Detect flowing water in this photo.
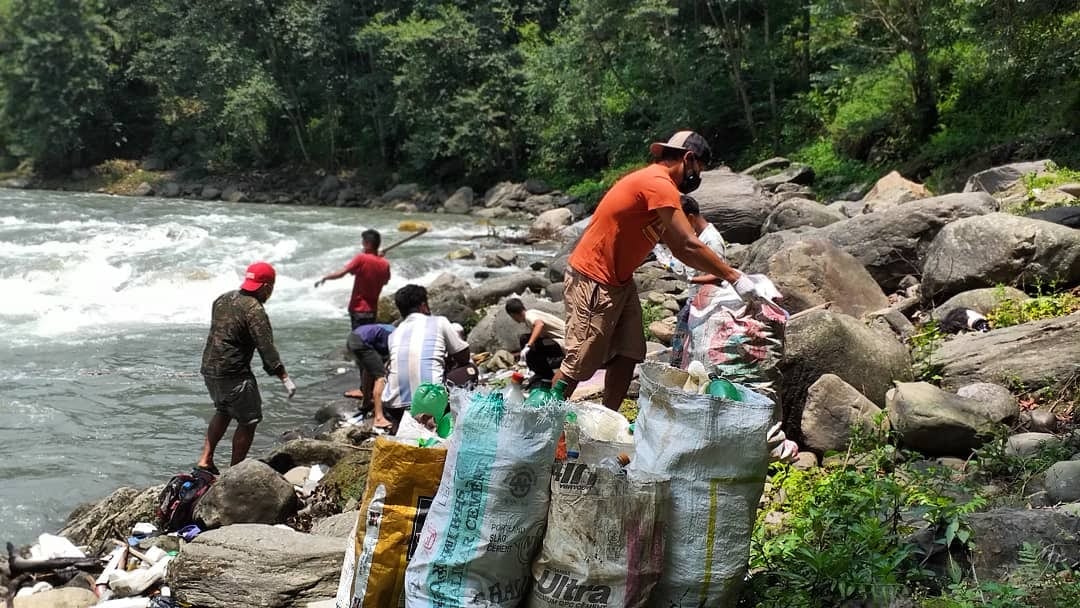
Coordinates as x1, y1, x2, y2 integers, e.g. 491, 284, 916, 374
0, 188, 535, 544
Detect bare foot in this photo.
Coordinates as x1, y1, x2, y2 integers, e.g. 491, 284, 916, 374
373, 417, 393, 430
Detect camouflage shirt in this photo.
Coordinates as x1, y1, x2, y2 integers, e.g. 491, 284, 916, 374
200, 290, 285, 379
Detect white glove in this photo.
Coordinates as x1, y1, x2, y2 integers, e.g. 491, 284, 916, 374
282, 376, 297, 399
519, 345, 531, 363
732, 274, 757, 298
771, 440, 800, 464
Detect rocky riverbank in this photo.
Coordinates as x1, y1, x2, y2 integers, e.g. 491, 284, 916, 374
6, 156, 1080, 606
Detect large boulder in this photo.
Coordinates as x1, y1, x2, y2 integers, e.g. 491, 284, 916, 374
856, 171, 932, 214
12, 588, 99, 608
530, 207, 574, 239
1045, 461, 1080, 503
936, 311, 1080, 391
757, 163, 814, 191
310, 511, 358, 538
1005, 432, 1063, 458
484, 181, 529, 208
744, 193, 998, 292
760, 239, 889, 318
168, 524, 344, 608
886, 382, 1017, 456
964, 508, 1080, 579
778, 309, 912, 439
263, 439, 352, 474
740, 157, 791, 178
801, 374, 886, 454
930, 287, 1029, 321
693, 168, 777, 244
467, 294, 564, 353
963, 160, 1051, 195
379, 183, 420, 206
59, 485, 162, 554
465, 271, 551, 308
1026, 205, 1080, 229
760, 198, 844, 234
194, 459, 298, 528
442, 186, 474, 214
428, 272, 475, 326
921, 213, 1080, 301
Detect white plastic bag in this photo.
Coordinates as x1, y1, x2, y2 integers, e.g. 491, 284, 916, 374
528, 461, 667, 608
405, 390, 565, 608
628, 363, 774, 607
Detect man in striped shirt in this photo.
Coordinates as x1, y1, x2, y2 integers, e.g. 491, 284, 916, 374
381, 284, 471, 426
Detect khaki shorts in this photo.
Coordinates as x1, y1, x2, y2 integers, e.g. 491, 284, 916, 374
559, 267, 645, 382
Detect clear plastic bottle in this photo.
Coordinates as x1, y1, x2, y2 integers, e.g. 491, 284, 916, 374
563, 411, 580, 460
504, 372, 525, 406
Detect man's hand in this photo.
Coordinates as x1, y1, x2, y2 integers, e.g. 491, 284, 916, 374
282, 376, 297, 398
519, 345, 531, 363
313, 278, 326, 288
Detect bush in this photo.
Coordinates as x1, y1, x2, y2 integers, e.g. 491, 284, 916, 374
986, 284, 1080, 328
909, 320, 946, 383
790, 138, 880, 199
828, 61, 914, 162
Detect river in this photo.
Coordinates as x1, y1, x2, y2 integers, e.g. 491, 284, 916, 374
0, 188, 530, 544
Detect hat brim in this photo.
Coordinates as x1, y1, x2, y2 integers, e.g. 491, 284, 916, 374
650, 142, 687, 158
240, 278, 267, 291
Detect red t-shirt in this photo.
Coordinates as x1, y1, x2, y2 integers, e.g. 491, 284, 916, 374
345, 253, 391, 314
569, 163, 681, 285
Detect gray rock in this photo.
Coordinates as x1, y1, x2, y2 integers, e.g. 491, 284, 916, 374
194, 459, 298, 528
12, 588, 99, 608
1022, 410, 1059, 434
761, 239, 889, 318
760, 198, 844, 234
519, 193, 560, 215
335, 187, 358, 206
965, 508, 1080, 578
1005, 432, 1063, 458
1026, 205, 1080, 229
886, 382, 1015, 456
963, 160, 1051, 195
283, 466, 310, 486
1046, 461, 1080, 503
936, 311, 1080, 391
222, 185, 246, 203
264, 439, 352, 474
140, 156, 166, 171
740, 157, 791, 178
930, 287, 1029, 321
466, 271, 550, 308
443, 186, 474, 214
921, 213, 1080, 302
545, 282, 565, 302
132, 181, 154, 197
758, 163, 814, 191
693, 168, 777, 244
379, 182, 418, 205
866, 308, 916, 339
168, 524, 345, 608
1057, 183, 1080, 198
467, 294, 563, 353
394, 202, 418, 213
649, 317, 677, 346
524, 178, 552, 195
484, 182, 529, 208
483, 249, 518, 269
1, 176, 31, 189
201, 186, 222, 200
530, 208, 574, 239
801, 374, 886, 454
161, 182, 181, 197
955, 383, 1019, 422
778, 309, 912, 439
59, 485, 162, 554
311, 511, 357, 538
473, 206, 509, 219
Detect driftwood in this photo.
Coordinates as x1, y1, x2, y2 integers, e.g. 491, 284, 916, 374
6, 542, 101, 576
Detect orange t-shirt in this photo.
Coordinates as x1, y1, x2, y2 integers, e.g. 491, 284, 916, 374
569, 163, 681, 285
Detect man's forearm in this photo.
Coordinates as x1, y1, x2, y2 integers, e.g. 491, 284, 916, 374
671, 240, 740, 283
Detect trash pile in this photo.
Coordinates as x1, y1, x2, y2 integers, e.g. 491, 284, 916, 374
333, 361, 788, 608
5, 527, 179, 607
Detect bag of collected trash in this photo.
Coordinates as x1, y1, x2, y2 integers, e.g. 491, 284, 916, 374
405, 389, 566, 608
628, 363, 774, 608
155, 469, 215, 532
528, 460, 667, 608
335, 437, 447, 608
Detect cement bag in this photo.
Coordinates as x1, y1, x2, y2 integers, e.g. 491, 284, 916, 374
528, 461, 667, 608
335, 437, 447, 608
628, 363, 773, 608
405, 390, 566, 608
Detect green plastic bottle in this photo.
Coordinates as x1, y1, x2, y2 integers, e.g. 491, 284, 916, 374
551, 379, 569, 400
706, 377, 741, 401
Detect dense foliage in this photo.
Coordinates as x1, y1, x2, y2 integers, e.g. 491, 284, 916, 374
0, 1, 1077, 192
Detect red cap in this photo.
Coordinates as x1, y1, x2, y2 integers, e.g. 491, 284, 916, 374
240, 261, 276, 291
511, 372, 524, 384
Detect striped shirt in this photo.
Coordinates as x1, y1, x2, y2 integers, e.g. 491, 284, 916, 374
381, 313, 469, 410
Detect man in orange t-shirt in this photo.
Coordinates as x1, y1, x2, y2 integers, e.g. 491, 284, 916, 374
552, 131, 764, 410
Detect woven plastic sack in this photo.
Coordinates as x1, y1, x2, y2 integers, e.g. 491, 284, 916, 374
528, 460, 667, 608
405, 390, 566, 608
335, 438, 447, 608
628, 363, 773, 608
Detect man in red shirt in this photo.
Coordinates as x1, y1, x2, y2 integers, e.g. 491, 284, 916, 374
315, 229, 392, 329
552, 131, 766, 410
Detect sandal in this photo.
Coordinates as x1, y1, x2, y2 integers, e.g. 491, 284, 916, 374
373, 423, 394, 435
193, 463, 220, 476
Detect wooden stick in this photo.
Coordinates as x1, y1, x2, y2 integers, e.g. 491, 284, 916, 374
380, 228, 428, 256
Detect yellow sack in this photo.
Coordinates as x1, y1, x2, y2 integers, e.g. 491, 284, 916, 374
335, 438, 447, 608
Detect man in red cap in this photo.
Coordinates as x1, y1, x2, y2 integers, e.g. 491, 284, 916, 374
551, 131, 769, 410
196, 261, 295, 474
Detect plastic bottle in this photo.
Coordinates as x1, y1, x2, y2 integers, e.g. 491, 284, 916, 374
505, 372, 525, 406
563, 411, 580, 460
524, 386, 550, 407
706, 376, 742, 401
550, 379, 569, 400
178, 480, 196, 502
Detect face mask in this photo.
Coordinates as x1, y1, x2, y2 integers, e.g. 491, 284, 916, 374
678, 156, 702, 193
